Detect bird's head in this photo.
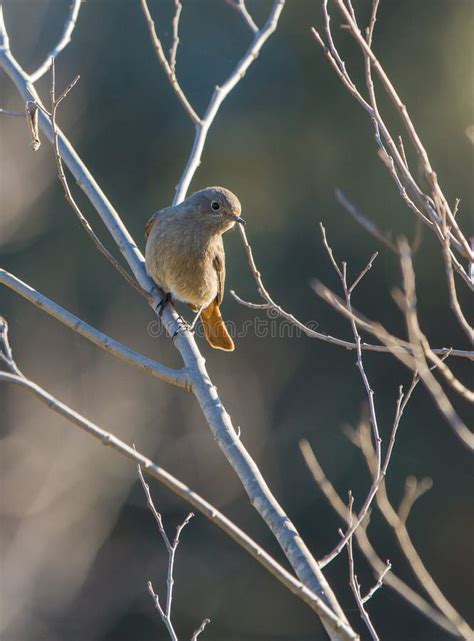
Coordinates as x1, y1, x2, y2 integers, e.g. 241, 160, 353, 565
185, 186, 245, 233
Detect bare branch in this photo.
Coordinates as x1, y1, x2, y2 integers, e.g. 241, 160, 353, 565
148, 581, 178, 641
140, 0, 200, 124
356, 421, 474, 639
300, 439, 468, 637
191, 618, 211, 641
0, 269, 189, 389
226, 0, 258, 33
169, 0, 183, 74
173, 0, 286, 204
397, 239, 474, 450
315, 280, 474, 450
441, 211, 473, 343
0, 332, 356, 640
313, 0, 474, 281
347, 498, 381, 641
138, 465, 200, 638
317, 227, 401, 567
362, 560, 391, 604
418, 335, 473, 402
138, 465, 173, 554
0, 107, 25, 115
0, 317, 23, 376
234, 225, 473, 360
29, 0, 82, 83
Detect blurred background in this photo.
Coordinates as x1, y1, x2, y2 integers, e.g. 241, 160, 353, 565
1, 1, 473, 639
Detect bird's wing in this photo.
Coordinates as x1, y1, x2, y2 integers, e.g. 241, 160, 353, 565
213, 241, 226, 306
145, 210, 161, 240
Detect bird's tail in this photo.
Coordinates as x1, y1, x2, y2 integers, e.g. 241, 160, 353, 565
200, 301, 234, 351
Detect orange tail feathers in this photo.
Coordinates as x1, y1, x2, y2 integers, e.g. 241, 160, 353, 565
200, 301, 234, 351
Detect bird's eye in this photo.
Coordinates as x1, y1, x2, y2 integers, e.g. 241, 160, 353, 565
211, 201, 220, 211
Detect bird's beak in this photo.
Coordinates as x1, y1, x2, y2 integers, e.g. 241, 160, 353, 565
226, 211, 246, 225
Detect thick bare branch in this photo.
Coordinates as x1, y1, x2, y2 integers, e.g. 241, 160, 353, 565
0, 269, 189, 389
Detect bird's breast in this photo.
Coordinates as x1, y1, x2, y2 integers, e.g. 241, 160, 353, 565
145, 218, 219, 308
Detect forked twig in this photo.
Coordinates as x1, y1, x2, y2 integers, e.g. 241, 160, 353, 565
233, 224, 473, 360
138, 465, 203, 640
346, 497, 380, 641
300, 438, 465, 637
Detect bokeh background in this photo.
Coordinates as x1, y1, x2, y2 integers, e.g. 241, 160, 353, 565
1, 1, 473, 640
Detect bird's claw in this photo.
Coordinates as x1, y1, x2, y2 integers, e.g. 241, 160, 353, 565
154, 292, 172, 318
172, 316, 194, 340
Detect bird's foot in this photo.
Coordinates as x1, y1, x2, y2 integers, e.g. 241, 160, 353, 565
172, 315, 193, 340
154, 292, 172, 318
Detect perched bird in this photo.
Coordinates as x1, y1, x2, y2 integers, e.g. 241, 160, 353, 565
145, 186, 245, 351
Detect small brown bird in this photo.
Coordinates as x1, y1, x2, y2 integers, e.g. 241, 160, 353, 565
145, 186, 245, 351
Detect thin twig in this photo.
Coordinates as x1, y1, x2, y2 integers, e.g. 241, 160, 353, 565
317, 227, 399, 567
29, 0, 82, 83
140, 0, 200, 124
313, 0, 473, 283
169, 0, 183, 74
191, 618, 211, 641
233, 224, 473, 360
356, 420, 474, 639
138, 465, 198, 638
441, 211, 473, 343
313, 277, 474, 449
347, 498, 380, 641
333, 0, 473, 264
225, 0, 258, 33
148, 581, 178, 641
362, 560, 391, 604
397, 239, 473, 450
49, 61, 148, 299
0, 317, 23, 376
300, 439, 465, 637
0, 106, 25, 116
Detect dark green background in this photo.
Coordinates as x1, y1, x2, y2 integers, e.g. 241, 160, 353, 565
1, 1, 473, 640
